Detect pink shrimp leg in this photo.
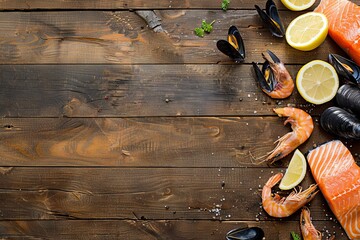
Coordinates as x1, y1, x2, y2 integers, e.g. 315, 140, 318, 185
262, 173, 318, 218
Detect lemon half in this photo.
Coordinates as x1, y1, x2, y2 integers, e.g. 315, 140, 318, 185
281, 0, 316, 11
285, 12, 328, 51
296, 60, 339, 105
279, 149, 307, 190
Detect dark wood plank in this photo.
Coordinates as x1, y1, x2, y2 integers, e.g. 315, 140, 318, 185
0, 10, 346, 64
0, 220, 347, 239
1, 117, 358, 167
0, 167, 343, 223
0, 0, 358, 10
0, 65, 332, 117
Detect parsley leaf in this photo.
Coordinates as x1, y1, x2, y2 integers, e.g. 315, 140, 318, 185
201, 20, 215, 33
194, 20, 215, 37
291, 232, 302, 240
194, 27, 205, 37
221, 0, 230, 11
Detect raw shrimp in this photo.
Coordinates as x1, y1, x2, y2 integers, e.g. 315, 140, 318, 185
252, 50, 294, 99
262, 173, 318, 218
265, 107, 313, 163
300, 207, 322, 240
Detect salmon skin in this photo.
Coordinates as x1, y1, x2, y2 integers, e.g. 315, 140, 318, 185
307, 140, 360, 239
314, 0, 360, 65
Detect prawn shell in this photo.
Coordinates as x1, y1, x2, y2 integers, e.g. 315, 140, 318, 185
255, 0, 285, 37
216, 25, 245, 62
226, 227, 264, 240
252, 50, 292, 99
336, 84, 360, 116
328, 53, 360, 86
320, 106, 360, 140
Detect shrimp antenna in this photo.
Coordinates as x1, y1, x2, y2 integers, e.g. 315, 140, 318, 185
249, 150, 269, 165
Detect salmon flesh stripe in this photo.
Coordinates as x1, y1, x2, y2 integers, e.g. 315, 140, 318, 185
307, 140, 360, 239
314, 0, 360, 65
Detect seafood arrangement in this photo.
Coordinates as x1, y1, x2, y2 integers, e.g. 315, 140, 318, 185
262, 173, 318, 218
214, 0, 360, 238
307, 141, 360, 239
321, 54, 360, 140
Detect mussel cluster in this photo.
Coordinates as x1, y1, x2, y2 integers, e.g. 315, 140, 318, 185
216, 0, 293, 101
320, 54, 360, 140
216, 0, 285, 63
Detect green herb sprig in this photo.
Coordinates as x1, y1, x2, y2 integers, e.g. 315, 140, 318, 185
291, 231, 302, 240
222, 0, 230, 11
194, 20, 215, 37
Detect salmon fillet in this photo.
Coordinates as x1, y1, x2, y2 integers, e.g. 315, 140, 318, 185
314, 0, 360, 65
307, 140, 360, 239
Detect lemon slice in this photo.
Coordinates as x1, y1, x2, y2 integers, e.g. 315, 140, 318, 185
285, 12, 328, 51
279, 149, 307, 190
281, 0, 316, 11
296, 60, 339, 105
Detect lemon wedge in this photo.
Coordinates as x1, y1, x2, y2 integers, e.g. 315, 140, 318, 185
281, 0, 316, 11
285, 12, 328, 51
279, 149, 307, 190
296, 60, 339, 105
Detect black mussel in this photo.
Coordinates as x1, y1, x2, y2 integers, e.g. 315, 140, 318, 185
320, 106, 360, 140
217, 26, 245, 63
336, 84, 360, 116
328, 53, 360, 86
255, 0, 285, 38
226, 227, 264, 240
252, 50, 294, 99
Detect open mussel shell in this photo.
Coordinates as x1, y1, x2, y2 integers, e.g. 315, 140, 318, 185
255, 0, 285, 37
252, 50, 281, 93
226, 227, 264, 240
320, 106, 360, 140
336, 84, 360, 116
252, 60, 274, 93
328, 53, 360, 86
216, 25, 245, 62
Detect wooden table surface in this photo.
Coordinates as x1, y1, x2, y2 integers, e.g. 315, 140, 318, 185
0, 0, 359, 239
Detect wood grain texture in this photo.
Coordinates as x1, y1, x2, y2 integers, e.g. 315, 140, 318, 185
0, 65, 332, 117
0, 0, 358, 10
0, 10, 346, 64
1, 1, 359, 239
0, 220, 347, 239
0, 117, 359, 167
0, 167, 342, 222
